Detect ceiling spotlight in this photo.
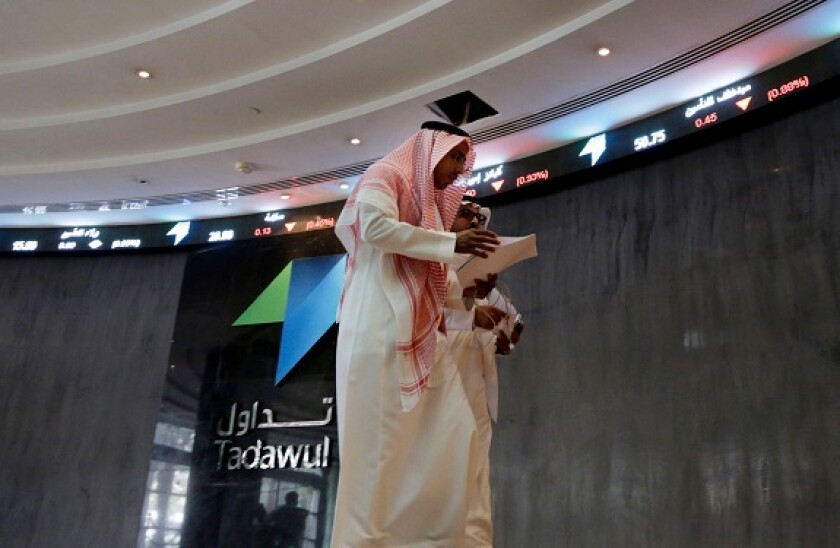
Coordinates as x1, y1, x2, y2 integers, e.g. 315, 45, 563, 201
596, 47, 611, 57
235, 161, 253, 174
136, 69, 152, 79
339, 182, 351, 190
280, 193, 291, 200
349, 138, 361, 145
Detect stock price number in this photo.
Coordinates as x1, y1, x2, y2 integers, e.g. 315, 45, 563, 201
633, 129, 666, 151
515, 169, 549, 187
694, 112, 718, 128
208, 230, 234, 242
767, 75, 809, 102
12, 240, 38, 251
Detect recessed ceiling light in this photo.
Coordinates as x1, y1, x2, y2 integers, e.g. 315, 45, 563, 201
235, 161, 253, 174
280, 193, 291, 200
136, 69, 152, 79
339, 182, 351, 190
596, 47, 611, 57
349, 138, 361, 145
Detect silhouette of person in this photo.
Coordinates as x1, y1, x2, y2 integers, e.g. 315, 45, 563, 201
251, 502, 271, 547
269, 491, 308, 548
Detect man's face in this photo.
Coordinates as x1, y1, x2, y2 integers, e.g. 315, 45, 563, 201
433, 141, 469, 190
451, 202, 482, 232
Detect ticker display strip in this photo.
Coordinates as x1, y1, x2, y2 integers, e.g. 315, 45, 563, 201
2, 39, 837, 254
464, 38, 838, 198
0, 202, 344, 254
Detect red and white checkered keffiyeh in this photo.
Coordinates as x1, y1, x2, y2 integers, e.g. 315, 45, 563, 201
336, 126, 476, 410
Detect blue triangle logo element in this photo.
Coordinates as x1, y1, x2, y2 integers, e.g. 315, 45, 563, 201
275, 254, 346, 385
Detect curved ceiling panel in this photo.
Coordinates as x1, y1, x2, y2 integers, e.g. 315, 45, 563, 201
0, 0, 615, 173
0, 0, 442, 121
0, 0, 237, 70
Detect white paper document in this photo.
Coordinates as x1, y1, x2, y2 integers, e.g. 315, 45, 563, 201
456, 234, 538, 286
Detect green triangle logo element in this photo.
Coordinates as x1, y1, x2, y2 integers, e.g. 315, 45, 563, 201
232, 262, 293, 326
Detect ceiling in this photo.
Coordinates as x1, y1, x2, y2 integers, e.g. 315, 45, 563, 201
1, 0, 838, 227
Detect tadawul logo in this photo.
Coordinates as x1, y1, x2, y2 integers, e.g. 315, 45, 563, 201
233, 254, 346, 384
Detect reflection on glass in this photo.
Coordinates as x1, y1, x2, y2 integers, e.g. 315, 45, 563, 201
139, 237, 343, 546
261, 476, 322, 547
154, 422, 196, 452
138, 461, 191, 546
172, 468, 189, 495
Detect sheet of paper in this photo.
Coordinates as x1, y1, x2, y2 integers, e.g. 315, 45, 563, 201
456, 234, 538, 286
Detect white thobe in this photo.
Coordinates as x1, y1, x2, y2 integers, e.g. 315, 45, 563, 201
332, 201, 480, 548
444, 271, 498, 547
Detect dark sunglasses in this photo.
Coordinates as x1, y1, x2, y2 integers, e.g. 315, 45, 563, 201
457, 208, 487, 226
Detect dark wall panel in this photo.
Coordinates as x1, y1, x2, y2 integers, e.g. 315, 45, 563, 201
488, 96, 840, 546
0, 253, 186, 548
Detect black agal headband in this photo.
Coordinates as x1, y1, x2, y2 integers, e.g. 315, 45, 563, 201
420, 121, 470, 138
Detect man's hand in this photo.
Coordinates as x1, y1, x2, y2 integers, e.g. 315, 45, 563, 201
474, 305, 507, 330
473, 273, 497, 299
510, 321, 524, 345
463, 273, 497, 299
455, 229, 499, 258
496, 331, 512, 355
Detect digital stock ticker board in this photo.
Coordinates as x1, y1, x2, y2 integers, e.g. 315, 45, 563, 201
2, 39, 838, 255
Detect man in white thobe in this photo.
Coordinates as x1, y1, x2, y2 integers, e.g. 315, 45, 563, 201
445, 202, 523, 547
332, 122, 500, 547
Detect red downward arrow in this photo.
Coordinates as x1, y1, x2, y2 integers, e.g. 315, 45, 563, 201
736, 97, 752, 111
